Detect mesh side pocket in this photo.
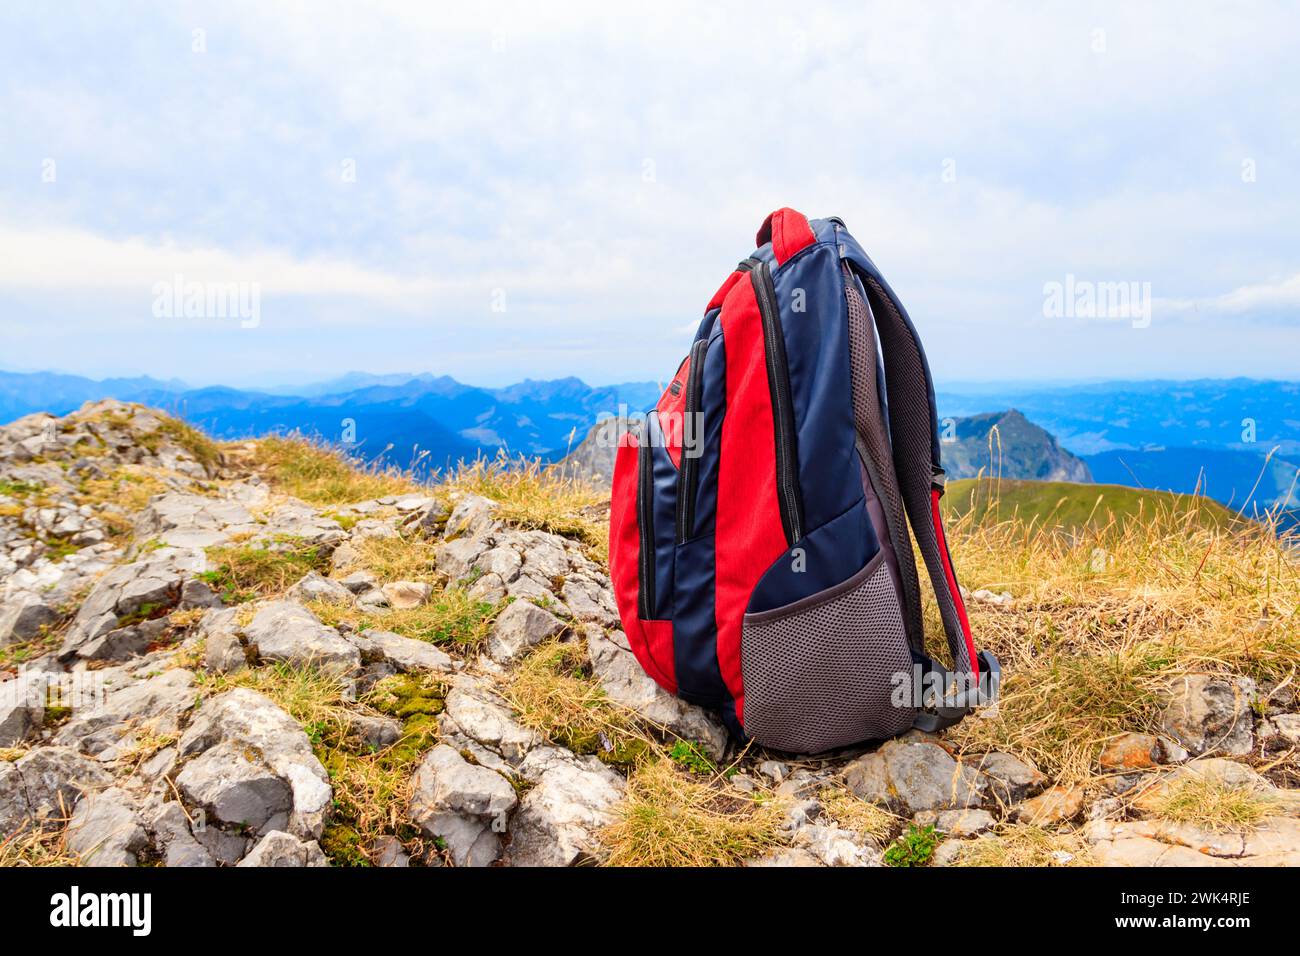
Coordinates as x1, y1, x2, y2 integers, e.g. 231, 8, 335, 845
741, 553, 916, 753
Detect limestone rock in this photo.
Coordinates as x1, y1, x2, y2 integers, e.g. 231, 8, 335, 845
972, 751, 1047, 805
1013, 785, 1085, 825
237, 830, 330, 867
505, 747, 625, 867
1159, 674, 1257, 756
408, 744, 517, 867
485, 599, 565, 664
243, 601, 360, 676
843, 738, 986, 813
382, 581, 433, 610
178, 688, 332, 839
66, 788, 149, 866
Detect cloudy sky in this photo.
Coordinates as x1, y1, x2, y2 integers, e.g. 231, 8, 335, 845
1, 2, 1298, 388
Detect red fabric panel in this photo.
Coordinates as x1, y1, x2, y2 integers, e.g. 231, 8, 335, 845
608, 429, 677, 693
713, 279, 789, 724
630, 619, 677, 694
706, 270, 745, 312
755, 207, 816, 266
931, 489, 979, 682
609, 430, 642, 634
655, 355, 690, 469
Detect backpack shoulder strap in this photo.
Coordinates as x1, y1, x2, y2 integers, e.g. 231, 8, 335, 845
845, 257, 999, 726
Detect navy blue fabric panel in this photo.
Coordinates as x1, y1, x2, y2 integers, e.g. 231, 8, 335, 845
686, 324, 726, 540
746, 496, 880, 614
694, 306, 721, 344
835, 225, 942, 471
672, 534, 728, 706
644, 411, 677, 620
771, 241, 862, 536
672, 324, 728, 707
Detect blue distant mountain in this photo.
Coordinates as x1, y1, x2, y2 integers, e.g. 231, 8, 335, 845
2, 370, 1296, 514
0, 369, 662, 473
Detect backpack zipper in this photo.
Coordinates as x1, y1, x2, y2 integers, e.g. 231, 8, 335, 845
675, 336, 709, 543
636, 435, 656, 619
751, 261, 805, 544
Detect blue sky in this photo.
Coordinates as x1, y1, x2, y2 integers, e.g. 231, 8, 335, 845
1, 1, 1298, 388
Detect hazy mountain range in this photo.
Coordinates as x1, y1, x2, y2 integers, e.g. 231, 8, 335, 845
1, 369, 1296, 517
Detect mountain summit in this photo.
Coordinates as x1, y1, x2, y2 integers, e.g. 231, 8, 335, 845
941, 409, 1092, 483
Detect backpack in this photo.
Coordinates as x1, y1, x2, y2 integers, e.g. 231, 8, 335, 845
608, 208, 999, 754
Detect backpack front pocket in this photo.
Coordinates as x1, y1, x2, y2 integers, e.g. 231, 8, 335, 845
740, 551, 916, 753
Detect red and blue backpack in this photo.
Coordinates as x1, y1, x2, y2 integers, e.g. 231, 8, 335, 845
609, 208, 999, 753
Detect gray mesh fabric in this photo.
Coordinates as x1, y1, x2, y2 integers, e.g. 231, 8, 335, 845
862, 274, 973, 673
741, 555, 917, 753
844, 267, 925, 654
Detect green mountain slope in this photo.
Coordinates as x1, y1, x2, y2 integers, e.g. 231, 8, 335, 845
941, 478, 1240, 532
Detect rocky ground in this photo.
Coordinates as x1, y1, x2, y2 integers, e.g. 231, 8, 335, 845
1, 401, 1297, 867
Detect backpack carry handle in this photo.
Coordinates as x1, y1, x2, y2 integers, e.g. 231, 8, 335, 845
756, 207, 816, 266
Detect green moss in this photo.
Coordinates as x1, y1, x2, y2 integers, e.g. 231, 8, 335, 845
320, 824, 367, 867
0, 479, 43, 497
884, 824, 939, 867
364, 673, 447, 720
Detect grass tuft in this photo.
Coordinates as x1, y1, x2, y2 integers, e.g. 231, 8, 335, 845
601, 759, 785, 867
202, 537, 329, 603
1147, 772, 1279, 832
252, 435, 419, 506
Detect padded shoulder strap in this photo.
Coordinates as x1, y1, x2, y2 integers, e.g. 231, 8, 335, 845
852, 267, 980, 681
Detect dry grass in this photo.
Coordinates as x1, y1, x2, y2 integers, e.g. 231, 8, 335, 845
202, 536, 329, 603
0, 823, 79, 867
307, 585, 501, 648
602, 759, 786, 867
819, 786, 899, 844
253, 435, 420, 506
338, 533, 440, 583
1147, 771, 1279, 832
945, 483, 1300, 782
446, 452, 609, 563
505, 639, 652, 765
952, 823, 1093, 867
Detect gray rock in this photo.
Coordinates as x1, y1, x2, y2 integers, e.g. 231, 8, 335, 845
134, 492, 256, 548
443, 494, 498, 540
372, 835, 410, 867
338, 570, 378, 594
441, 675, 541, 766
0, 746, 113, 837
61, 546, 207, 653
287, 571, 355, 605
747, 847, 825, 867
347, 629, 453, 673
790, 823, 880, 866
178, 688, 332, 839
560, 575, 620, 627
408, 744, 517, 867
935, 807, 996, 837
237, 830, 329, 867
843, 739, 987, 813
176, 742, 294, 833
344, 711, 403, 751
400, 499, 449, 535
146, 801, 215, 867
0, 670, 47, 746
0, 591, 59, 646
66, 788, 149, 866
55, 668, 198, 756
243, 601, 360, 676
972, 751, 1048, 805
435, 537, 487, 581
382, 581, 433, 609
485, 600, 565, 664
1270, 713, 1300, 746
586, 626, 728, 760
1159, 674, 1258, 756
505, 747, 625, 867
